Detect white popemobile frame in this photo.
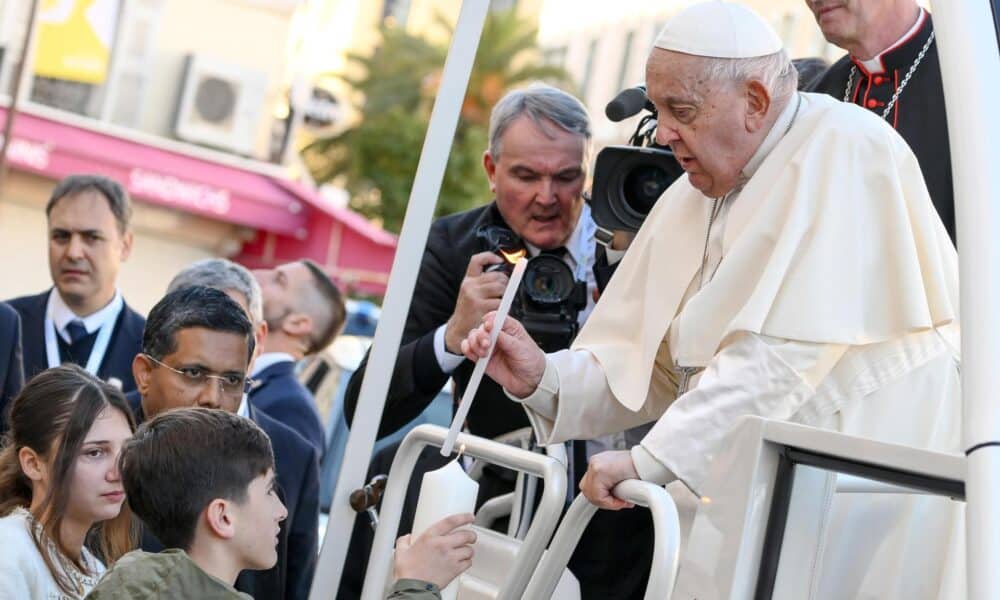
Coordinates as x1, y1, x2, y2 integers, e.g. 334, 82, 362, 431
310, 1, 1000, 597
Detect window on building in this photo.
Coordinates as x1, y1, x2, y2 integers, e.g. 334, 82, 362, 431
616, 30, 635, 93
30, 78, 97, 118
579, 38, 599, 104
542, 45, 568, 68
383, 0, 412, 25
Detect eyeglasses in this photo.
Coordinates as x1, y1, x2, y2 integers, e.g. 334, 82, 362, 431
143, 354, 253, 397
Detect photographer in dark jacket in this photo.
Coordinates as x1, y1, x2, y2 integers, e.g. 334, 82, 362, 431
342, 84, 654, 600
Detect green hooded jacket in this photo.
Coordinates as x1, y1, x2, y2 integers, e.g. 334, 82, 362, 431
86, 550, 251, 599
86, 550, 442, 600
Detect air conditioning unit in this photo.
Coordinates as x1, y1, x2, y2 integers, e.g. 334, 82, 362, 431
173, 54, 268, 155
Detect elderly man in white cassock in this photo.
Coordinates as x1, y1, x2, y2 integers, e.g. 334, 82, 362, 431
462, 1, 963, 598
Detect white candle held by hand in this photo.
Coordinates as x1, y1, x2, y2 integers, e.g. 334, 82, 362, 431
410, 457, 479, 600
441, 256, 528, 456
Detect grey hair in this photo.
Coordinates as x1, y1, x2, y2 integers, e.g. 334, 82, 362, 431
167, 258, 263, 324
700, 50, 799, 102
488, 83, 592, 160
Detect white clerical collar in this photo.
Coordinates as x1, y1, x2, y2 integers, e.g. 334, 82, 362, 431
859, 8, 926, 73
741, 92, 801, 180
523, 203, 595, 282
251, 352, 296, 378
48, 289, 124, 344
238, 394, 249, 418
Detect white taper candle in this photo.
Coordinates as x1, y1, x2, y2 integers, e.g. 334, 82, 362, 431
411, 458, 480, 600
441, 256, 528, 456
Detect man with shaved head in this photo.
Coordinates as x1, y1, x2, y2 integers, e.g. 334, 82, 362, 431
462, 2, 962, 598
251, 260, 345, 457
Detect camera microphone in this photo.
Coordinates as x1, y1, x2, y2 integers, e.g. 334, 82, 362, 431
605, 85, 653, 122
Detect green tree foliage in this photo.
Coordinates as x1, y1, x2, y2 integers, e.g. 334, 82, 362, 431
303, 9, 572, 233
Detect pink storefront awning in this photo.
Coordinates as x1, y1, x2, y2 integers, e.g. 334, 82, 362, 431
0, 106, 397, 294
0, 106, 394, 243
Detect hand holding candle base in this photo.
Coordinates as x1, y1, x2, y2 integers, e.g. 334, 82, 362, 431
410, 455, 479, 599
394, 513, 478, 591
460, 311, 546, 399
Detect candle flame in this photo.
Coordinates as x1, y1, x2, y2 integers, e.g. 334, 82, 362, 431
500, 248, 526, 263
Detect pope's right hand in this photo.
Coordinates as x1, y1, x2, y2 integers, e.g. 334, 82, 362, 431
460, 312, 546, 399
444, 252, 507, 354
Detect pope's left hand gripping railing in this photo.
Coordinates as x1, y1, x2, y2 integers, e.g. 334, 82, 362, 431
359, 424, 568, 600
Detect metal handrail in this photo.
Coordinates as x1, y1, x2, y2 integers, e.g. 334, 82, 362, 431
359, 424, 568, 600
522, 479, 682, 600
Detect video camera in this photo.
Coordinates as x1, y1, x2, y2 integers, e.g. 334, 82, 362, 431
589, 84, 686, 232
477, 225, 587, 353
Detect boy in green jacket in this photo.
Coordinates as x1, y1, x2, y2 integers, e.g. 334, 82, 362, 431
88, 408, 474, 599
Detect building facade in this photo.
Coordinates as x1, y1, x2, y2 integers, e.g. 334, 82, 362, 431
537, 0, 843, 148
0, 0, 395, 312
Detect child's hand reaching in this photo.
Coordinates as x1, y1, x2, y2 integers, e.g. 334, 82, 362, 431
393, 513, 477, 589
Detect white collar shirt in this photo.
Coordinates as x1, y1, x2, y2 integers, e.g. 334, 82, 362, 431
48, 288, 124, 344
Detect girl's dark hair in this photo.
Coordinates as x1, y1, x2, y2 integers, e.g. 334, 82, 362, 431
0, 364, 138, 595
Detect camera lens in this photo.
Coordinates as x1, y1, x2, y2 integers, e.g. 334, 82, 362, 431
623, 164, 673, 216
522, 256, 575, 304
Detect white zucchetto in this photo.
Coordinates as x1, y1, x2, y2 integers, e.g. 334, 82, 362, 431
653, 1, 783, 58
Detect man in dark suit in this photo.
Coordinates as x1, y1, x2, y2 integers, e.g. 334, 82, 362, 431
128, 286, 319, 600
341, 84, 654, 600
805, 0, 953, 242
0, 302, 24, 432
250, 259, 346, 457
7, 174, 144, 391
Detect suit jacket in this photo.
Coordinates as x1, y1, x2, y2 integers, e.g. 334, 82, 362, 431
0, 302, 24, 433
7, 290, 145, 393
126, 391, 320, 600
250, 360, 325, 460
810, 13, 953, 242
344, 203, 531, 440
339, 203, 651, 600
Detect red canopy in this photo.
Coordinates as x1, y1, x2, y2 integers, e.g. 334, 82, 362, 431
1, 106, 396, 295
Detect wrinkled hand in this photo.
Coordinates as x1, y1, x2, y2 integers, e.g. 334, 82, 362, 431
393, 513, 477, 589
580, 451, 639, 510
444, 252, 507, 354
460, 312, 546, 399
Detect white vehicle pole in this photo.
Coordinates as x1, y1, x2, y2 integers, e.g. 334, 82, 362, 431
932, 1, 1000, 598
308, 2, 491, 597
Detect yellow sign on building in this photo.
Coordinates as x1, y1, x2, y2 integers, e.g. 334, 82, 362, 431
34, 0, 120, 84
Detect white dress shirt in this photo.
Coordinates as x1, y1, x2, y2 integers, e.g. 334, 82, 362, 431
48, 289, 123, 344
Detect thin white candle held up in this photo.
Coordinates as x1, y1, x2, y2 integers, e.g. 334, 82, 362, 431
441, 256, 528, 456
410, 453, 479, 600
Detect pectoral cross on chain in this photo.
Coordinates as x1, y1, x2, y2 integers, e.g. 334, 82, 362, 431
676, 363, 702, 396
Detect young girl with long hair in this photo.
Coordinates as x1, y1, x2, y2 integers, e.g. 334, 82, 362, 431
0, 364, 137, 598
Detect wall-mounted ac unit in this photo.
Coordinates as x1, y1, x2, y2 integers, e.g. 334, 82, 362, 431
173, 54, 268, 155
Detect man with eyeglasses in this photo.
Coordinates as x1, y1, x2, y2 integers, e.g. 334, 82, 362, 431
127, 285, 320, 600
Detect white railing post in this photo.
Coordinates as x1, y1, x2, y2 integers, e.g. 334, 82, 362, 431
308, 2, 491, 597
931, 1, 1000, 598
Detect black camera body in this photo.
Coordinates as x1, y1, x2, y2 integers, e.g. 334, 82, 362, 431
589, 85, 686, 233
477, 225, 587, 353
591, 145, 685, 232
